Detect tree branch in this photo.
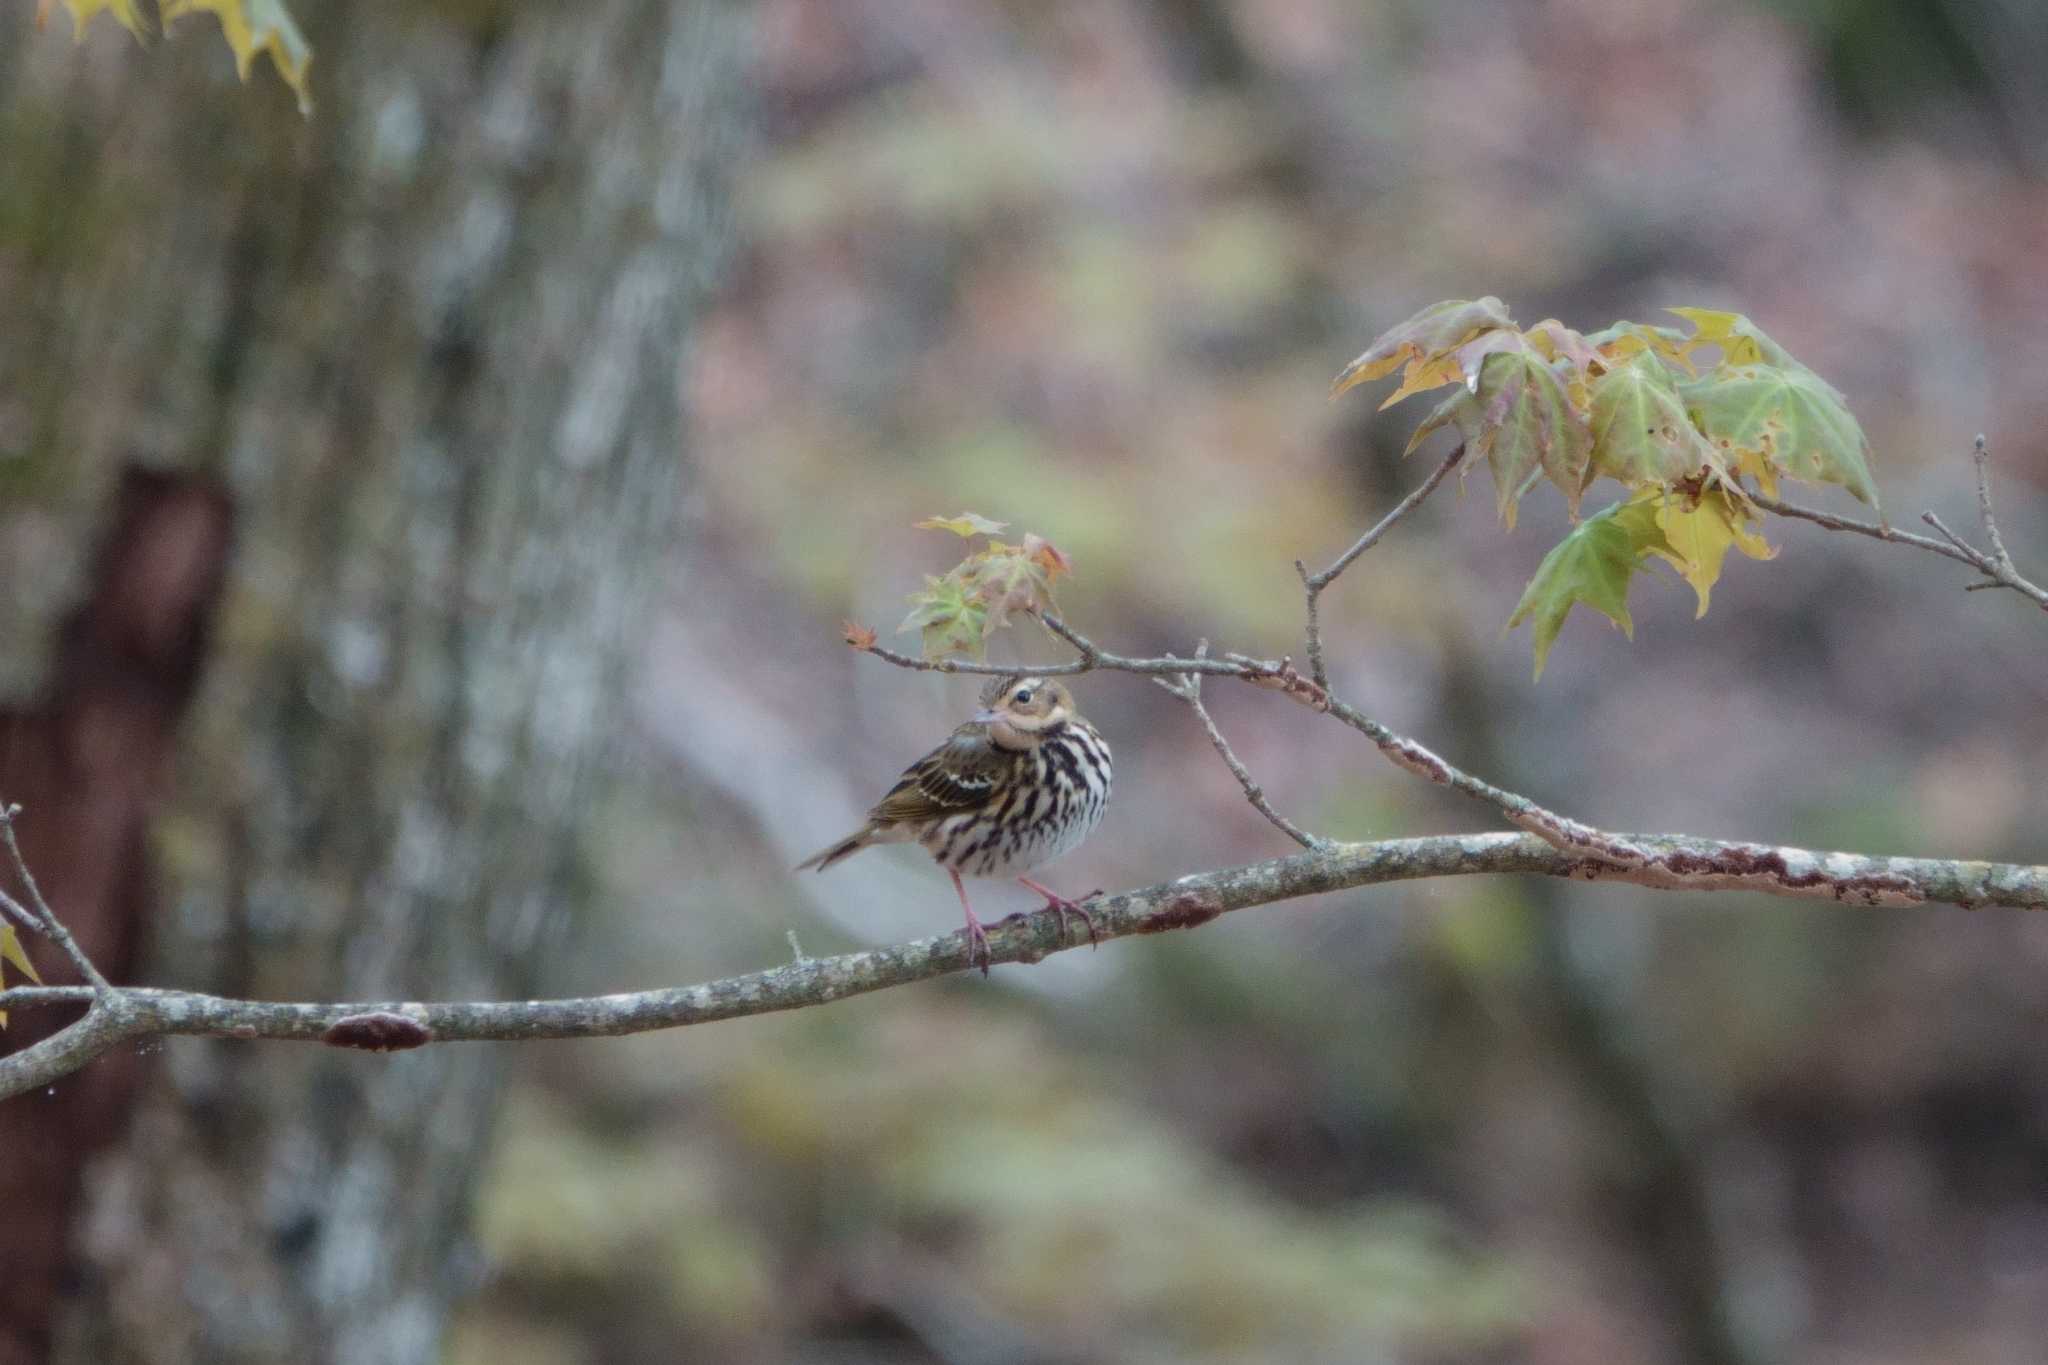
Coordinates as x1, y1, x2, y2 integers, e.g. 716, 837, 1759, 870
1297, 441, 1466, 686
1751, 439, 2047, 610
2, 830, 2040, 1101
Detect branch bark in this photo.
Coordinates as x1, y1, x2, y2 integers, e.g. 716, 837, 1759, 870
4, 831, 2041, 1101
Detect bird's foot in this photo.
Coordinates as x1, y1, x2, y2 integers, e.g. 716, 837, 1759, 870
1018, 877, 1102, 949
962, 907, 993, 977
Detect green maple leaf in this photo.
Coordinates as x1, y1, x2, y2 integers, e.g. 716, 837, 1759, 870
1681, 365, 1880, 509
1507, 497, 1668, 679
899, 576, 988, 659
1587, 351, 1729, 490
1468, 340, 1594, 526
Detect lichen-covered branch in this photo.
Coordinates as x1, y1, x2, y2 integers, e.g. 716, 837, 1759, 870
3, 830, 2040, 1101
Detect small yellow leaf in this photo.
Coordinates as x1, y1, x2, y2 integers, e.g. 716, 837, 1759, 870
1376, 349, 1470, 410
162, 0, 314, 115
1, 926, 41, 985
915, 512, 1008, 538
63, 0, 148, 40
0, 925, 42, 1029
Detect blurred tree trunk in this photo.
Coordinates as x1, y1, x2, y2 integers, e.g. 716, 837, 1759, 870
0, 4, 744, 1363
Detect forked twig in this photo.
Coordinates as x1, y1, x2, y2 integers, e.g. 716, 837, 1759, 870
1297, 442, 1466, 686
0, 805, 112, 995
1155, 643, 1326, 851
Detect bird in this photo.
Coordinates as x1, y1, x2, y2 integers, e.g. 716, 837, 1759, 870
796, 674, 1113, 974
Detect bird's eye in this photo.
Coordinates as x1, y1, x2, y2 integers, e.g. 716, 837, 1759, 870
1013, 688, 1033, 705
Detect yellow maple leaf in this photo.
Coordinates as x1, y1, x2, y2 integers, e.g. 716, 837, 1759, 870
162, 0, 314, 115
1650, 490, 1775, 617
62, 0, 148, 40
915, 512, 1008, 538
0, 924, 44, 1029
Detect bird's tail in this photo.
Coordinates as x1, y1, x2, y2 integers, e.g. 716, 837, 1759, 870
794, 826, 875, 873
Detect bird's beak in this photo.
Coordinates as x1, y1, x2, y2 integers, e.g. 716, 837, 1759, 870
973, 708, 1002, 724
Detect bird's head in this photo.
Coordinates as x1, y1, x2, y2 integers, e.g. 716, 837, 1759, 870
975, 675, 1077, 749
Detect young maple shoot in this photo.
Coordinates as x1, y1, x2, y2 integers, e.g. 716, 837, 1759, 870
898, 515, 1075, 660
1334, 297, 1881, 676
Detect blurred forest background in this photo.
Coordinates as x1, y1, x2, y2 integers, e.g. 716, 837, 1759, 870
5, 0, 2048, 1362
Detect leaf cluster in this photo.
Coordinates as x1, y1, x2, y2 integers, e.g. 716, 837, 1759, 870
1336, 299, 1881, 675
899, 515, 1074, 659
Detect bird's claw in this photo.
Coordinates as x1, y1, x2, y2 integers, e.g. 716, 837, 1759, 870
1039, 889, 1102, 949
965, 916, 993, 977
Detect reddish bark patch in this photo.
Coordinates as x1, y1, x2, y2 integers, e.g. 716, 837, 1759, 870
1137, 892, 1225, 933
0, 467, 233, 1365
322, 1012, 433, 1052
1653, 845, 1919, 904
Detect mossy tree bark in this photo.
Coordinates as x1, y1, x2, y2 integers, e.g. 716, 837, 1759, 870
0, 4, 744, 1362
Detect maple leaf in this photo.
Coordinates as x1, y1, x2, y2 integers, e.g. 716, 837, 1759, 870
1331, 297, 1516, 400
1466, 337, 1595, 525
1021, 532, 1073, 581
1523, 319, 1605, 376
1507, 497, 1668, 679
1403, 388, 1482, 458
916, 512, 1009, 538
1584, 320, 1694, 374
901, 518, 1071, 660
1666, 307, 1806, 371
161, 0, 313, 115
1648, 489, 1775, 617
841, 622, 878, 651
61, 0, 147, 39
1587, 351, 1730, 490
1681, 365, 1880, 509
900, 576, 989, 660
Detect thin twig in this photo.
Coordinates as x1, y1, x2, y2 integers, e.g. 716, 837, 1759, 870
1971, 436, 2015, 573
0, 885, 37, 934
2, 831, 2041, 1100
1750, 442, 2048, 610
1156, 643, 1326, 850
864, 616, 1629, 859
1921, 511, 1978, 558
0, 804, 112, 994
1298, 442, 1466, 686
858, 614, 1276, 681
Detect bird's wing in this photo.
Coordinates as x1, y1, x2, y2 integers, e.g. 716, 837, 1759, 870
867, 724, 1011, 825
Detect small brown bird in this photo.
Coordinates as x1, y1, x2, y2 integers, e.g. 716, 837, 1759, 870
796, 674, 1112, 973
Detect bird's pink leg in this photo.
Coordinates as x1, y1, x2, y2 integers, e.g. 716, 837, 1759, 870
1017, 875, 1102, 949
949, 869, 993, 976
